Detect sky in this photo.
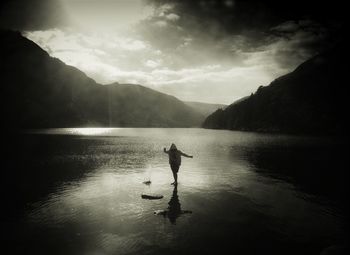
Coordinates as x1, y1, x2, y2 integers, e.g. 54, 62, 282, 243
0, 0, 345, 104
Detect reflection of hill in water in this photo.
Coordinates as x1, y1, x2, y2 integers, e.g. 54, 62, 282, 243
238, 140, 349, 205
3, 134, 111, 217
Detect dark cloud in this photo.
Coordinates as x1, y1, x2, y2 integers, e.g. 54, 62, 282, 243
146, 0, 345, 61
148, 0, 345, 31
0, 0, 67, 30
2, 0, 344, 55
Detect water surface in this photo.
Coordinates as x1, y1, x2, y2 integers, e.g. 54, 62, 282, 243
2, 128, 348, 254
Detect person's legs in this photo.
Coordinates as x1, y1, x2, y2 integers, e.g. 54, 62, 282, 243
170, 164, 180, 184
172, 171, 177, 184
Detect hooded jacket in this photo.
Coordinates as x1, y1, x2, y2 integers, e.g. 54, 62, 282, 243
164, 144, 191, 166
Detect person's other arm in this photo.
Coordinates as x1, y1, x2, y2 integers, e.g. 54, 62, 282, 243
180, 151, 193, 158
164, 148, 169, 154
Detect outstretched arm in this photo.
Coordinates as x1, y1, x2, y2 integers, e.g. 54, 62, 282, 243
163, 148, 169, 154
180, 151, 193, 158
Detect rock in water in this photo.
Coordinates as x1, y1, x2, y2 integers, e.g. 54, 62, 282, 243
141, 194, 163, 200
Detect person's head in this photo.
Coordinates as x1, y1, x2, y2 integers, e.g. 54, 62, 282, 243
170, 143, 177, 151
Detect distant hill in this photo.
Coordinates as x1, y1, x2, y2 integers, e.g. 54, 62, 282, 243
203, 43, 347, 135
0, 30, 203, 128
184, 101, 227, 117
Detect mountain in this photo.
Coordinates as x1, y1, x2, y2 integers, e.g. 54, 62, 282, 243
184, 101, 227, 117
101, 82, 205, 127
203, 43, 347, 135
0, 30, 203, 128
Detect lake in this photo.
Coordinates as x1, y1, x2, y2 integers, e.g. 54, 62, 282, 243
2, 128, 349, 255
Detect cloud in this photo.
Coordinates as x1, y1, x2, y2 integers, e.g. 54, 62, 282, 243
26, 17, 325, 104
118, 39, 147, 51
1, 0, 153, 31
25, 29, 153, 80
166, 13, 180, 21
146, 0, 344, 54
5, 0, 345, 104
25, 27, 281, 104
154, 20, 168, 27
145, 59, 161, 68
271, 21, 299, 33
266, 20, 333, 69
149, 65, 273, 103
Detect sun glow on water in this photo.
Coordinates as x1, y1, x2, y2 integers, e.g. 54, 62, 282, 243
67, 128, 115, 136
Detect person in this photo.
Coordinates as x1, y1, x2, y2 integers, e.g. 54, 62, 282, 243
163, 143, 193, 185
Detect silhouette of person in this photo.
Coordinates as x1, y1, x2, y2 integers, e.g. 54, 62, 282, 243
167, 183, 182, 224
155, 184, 192, 224
164, 143, 193, 185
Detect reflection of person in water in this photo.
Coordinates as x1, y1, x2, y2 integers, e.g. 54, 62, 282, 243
164, 143, 193, 185
155, 184, 192, 224
167, 183, 182, 224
